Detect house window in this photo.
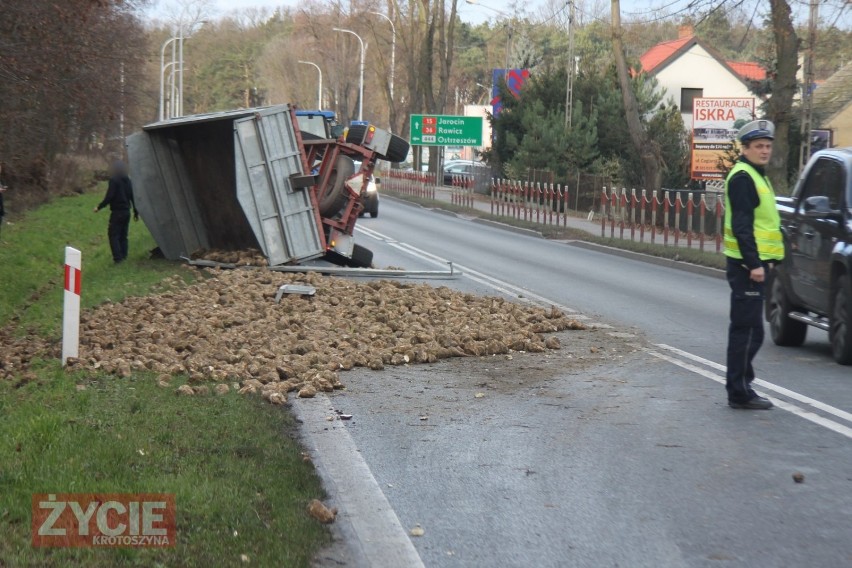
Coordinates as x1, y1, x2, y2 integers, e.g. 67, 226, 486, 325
680, 88, 703, 113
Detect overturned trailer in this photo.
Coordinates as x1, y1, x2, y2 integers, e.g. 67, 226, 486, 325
127, 104, 406, 267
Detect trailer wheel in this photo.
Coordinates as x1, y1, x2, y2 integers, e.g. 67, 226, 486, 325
350, 243, 374, 267
830, 275, 852, 365
323, 243, 374, 268
319, 155, 355, 218
768, 271, 807, 347
345, 125, 410, 163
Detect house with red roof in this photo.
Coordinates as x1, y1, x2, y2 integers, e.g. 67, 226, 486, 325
813, 61, 852, 147
638, 26, 766, 128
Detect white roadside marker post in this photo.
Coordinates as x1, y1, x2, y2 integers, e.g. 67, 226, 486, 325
62, 247, 82, 365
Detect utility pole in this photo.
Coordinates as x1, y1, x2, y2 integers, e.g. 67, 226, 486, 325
564, 0, 575, 129
799, 0, 819, 172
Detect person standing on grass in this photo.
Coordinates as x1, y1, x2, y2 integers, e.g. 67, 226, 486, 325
723, 120, 785, 410
0, 164, 7, 239
94, 160, 138, 263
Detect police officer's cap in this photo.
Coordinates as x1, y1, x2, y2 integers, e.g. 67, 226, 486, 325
738, 120, 775, 142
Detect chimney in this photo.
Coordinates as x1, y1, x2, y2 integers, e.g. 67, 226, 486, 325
678, 25, 694, 39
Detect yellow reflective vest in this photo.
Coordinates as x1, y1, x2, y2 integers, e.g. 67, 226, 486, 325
724, 161, 784, 262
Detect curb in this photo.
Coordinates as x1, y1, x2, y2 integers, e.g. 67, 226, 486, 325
293, 394, 425, 568
470, 217, 545, 238
564, 240, 726, 280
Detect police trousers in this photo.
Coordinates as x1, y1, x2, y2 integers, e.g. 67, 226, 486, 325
725, 257, 770, 402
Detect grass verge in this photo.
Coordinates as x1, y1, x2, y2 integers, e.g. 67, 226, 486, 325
0, 188, 330, 566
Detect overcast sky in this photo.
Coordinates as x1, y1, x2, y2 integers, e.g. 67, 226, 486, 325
142, 0, 832, 28
142, 0, 703, 26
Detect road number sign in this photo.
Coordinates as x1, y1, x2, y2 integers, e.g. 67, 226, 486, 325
410, 114, 483, 146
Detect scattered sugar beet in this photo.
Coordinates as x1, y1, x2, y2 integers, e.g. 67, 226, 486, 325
3, 268, 585, 402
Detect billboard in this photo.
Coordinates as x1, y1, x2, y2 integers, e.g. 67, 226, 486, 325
691, 97, 755, 180
491, 68, 530, 116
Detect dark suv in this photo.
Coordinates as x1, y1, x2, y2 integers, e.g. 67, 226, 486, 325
768, 148, 852, 364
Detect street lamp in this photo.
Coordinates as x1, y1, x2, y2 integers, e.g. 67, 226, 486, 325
178, 20, 208, 117
298, 61, 323, 108
333, 27, 366, 122
369, 11, 395, 103
159, 35, 179, 121
476, 82, 492, 104
465, 0, 512, 70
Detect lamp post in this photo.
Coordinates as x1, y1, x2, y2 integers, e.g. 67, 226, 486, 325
333, 27, 365, 122
178, 25, 184, 116
369, 11, 395, 102
476, 82, 492, 104
177, 20, 207, 117
159, 35, 179, 121
298, 61, 323, 108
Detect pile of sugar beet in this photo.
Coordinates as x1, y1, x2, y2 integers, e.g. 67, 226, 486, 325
61, 268, 584, 403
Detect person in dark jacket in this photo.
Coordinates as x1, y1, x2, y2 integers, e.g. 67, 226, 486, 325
94, 160, 138, 263
722, 120, 784, 410
0, 165, 7, 239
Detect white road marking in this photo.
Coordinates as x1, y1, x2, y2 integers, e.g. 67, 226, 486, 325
645, 347, 852, 440
293, 394, 426, 568
358, 224, 852, 441
357, 226, 608, 324
655, 343, 852, 425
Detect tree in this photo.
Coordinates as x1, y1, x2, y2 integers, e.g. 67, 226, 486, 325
765, 0, 799, 193
486, 68, 600, 181
0, 0, 149, 199
610, 0, 664, 191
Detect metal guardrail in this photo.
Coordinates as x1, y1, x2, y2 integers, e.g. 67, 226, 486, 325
181, 256, 461, 279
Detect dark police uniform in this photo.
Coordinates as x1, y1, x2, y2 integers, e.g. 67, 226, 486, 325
96, 163, 137, 263
723, 120, 784, 409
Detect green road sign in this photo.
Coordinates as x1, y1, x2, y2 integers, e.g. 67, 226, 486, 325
409, 114, 483, 146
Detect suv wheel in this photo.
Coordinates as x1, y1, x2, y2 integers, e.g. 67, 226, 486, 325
768, 271, 808, 346
830, 275, 852, 365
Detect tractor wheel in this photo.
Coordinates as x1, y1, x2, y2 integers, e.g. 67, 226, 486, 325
318, 155, 355, 218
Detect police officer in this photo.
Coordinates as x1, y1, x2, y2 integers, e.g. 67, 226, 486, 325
93, 160, 138, 263
723, 120, 784, 409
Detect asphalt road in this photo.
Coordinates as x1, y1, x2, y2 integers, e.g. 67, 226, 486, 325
299, 197, 852, 568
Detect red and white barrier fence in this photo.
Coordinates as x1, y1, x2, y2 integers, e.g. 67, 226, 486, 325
381, 170, 437, 200
378, 170, 725, 250
450, 175, 475, 208
489, 179, 572, 228
62, 246, 82, 365
599, 187, 724, 252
